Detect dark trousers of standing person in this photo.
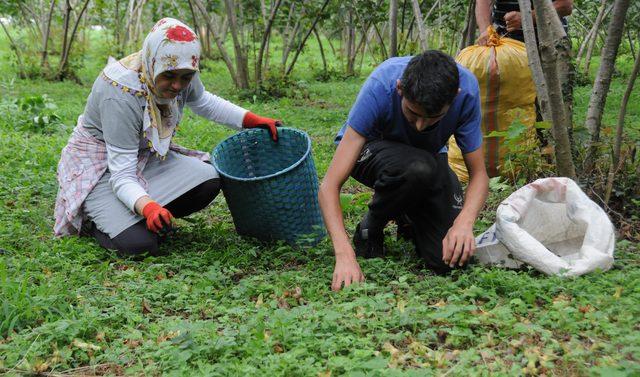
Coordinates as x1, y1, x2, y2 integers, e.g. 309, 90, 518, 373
90, 179, 221, 257
351, 140, 464, 274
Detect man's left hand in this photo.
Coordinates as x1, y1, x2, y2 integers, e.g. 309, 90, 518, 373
442, 221, 476, 268
504, 11, 522, 32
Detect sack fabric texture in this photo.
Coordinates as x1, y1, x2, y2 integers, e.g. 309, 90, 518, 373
474, 177, 616, 276
449, 27, 537, 180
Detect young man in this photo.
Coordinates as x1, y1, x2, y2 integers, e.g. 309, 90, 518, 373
319, 51, 489, 291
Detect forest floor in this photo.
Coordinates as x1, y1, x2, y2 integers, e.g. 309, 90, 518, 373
0, 31, 639, 376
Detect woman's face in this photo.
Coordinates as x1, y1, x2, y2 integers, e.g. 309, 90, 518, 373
154, 69, 196, 99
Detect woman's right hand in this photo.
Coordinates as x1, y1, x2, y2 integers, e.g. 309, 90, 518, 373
142, 201, 174, 233
332, 251, 365, 291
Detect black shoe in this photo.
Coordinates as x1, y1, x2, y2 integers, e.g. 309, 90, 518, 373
395, 214, 415, 242
353, 222, 385, 258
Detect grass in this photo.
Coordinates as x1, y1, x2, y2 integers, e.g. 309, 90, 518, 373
0, 29, 639, 376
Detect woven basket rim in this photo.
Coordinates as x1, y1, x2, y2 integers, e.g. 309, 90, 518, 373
212, 127, 312, 182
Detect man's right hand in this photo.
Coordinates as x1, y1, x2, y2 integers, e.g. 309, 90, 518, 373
332, 252, 365, 291
476, 30, 490, 46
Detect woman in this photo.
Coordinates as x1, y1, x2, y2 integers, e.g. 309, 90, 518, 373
54, 18, 280, 256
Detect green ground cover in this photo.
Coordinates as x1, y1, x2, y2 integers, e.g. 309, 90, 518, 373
0, 30, 639, 376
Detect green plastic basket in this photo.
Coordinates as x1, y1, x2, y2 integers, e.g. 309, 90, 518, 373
212, 127, 325, 245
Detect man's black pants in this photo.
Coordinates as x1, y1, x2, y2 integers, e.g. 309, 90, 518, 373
351, 140, 464, 274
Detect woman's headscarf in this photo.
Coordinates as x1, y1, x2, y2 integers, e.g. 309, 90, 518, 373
102, 18, 201, 157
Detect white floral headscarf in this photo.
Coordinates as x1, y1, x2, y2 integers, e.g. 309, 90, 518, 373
102, 18, 201, 157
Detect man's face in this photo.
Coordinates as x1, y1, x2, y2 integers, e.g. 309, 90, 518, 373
155, 69, 196, 99
397, 80, 452, 132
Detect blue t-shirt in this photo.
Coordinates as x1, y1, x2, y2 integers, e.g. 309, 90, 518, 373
335, 56, 482, 155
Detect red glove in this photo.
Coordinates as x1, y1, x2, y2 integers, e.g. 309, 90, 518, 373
242, 112, 281, 142
142, 201, 174, 233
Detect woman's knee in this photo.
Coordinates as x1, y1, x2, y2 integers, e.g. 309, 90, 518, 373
111, 222, 159, 256
187, 178, 221, 210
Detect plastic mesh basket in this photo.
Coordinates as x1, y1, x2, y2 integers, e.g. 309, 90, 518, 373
212, 127, 325, 245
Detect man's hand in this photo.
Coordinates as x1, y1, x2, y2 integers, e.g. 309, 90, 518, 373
504, 11, 523, 32
332, 252, 365, 291
476, 29, 490, 46
442, 220, 476, 268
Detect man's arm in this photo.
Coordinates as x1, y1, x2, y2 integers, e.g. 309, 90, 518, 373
319, 127, 367, 291
505, 0, 573, 32
554, 0, 573, 17
442, 147, 489, 267
475, 0, 493, 46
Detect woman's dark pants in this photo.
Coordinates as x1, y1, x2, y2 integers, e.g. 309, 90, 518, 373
90, 178, 221, 256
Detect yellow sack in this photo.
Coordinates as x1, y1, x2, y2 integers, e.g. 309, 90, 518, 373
448, 27, 536, 179
448, 136, 468, 183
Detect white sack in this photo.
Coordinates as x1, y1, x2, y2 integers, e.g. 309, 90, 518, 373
474, 177, 615, 276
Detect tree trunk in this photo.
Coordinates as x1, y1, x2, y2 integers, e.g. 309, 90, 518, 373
582, 0, 609, 76
191, 0, 239, 87
518, 0, 551, 121
187, 0, 201, 37
521, 0, 576, 178
389, 0, 398, 57
345, 10, 356, 75
401, 15, 415, 51
0, 18, 26, 78
256, 0, 283, 85
286, 0, 330, 77
410, 0, 428, 51
604, 48, 640, 203
532, 0, 576, 179
584, 0, 631, 173
41, 0, 55, 69
627, 30, 636, 59
60, 0, 72, 68
314, 27, 327, 73
223, 0, 249, 89
459, 0, 477, 51
57, 0, 91, 81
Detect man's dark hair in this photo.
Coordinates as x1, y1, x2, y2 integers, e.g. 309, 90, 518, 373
400, 50, 459, 116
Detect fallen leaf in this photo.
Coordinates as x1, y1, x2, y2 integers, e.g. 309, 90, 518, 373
273, 343, 284, 353
72, 338, 101, 351
383, 342, 399, 357
437, 330, 448, 344
155, 273, 165, 281
397, 299, 406, 313
579, 305, 592, 313
124, 339, 141, 348
142, 300, 152, 315
33, 360, 49, 373
613, 286, 622, 299
277, 297, 290, 309
156, 330, 180, 343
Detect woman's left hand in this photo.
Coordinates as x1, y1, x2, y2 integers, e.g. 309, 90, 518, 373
242, 112, 282, 142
